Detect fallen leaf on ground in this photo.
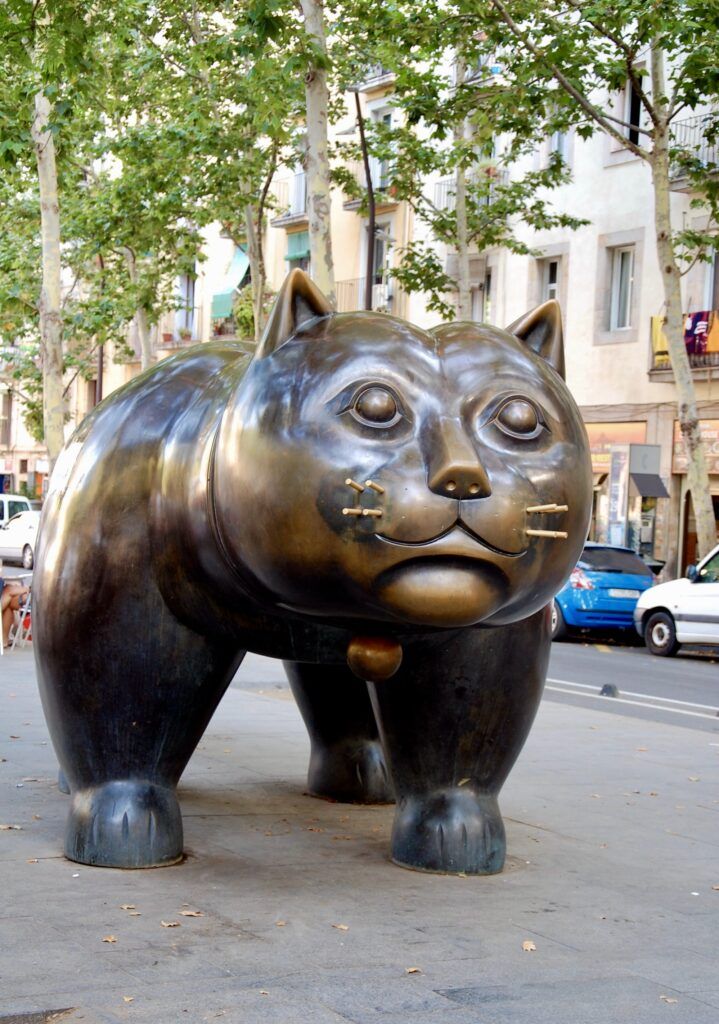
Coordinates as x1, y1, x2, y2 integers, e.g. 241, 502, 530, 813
0, 824, 21, 830
259, 990, 269, 996
332, 923, 349, 931
32, 814, 41, 820
522, 940, 537, 952
332, 835, 353, 841
128, 911, 141, 916
636, 747, 648, 751
405, 966, 422, 974
120, 904, 136, 911
180, 910, 204, 917
123, 997, 134, 1003
102, 935, 117, 943
161, 920, 180, 928
306, 826, 324, 833
688, 776, 700, 782
660, 995, 678, 1004
712, 885, 719, 891
275, 920, 286, 927
9, 736, 19, 740
458, 777, 470, 786
26, 858, 38, 863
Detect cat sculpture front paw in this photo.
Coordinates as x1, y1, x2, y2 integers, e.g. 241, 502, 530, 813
391, 788, 505, 875
65, 780, 183, 868
307, 739, 393, 804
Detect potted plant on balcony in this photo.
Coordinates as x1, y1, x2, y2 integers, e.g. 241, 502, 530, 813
178, 327, 192, 343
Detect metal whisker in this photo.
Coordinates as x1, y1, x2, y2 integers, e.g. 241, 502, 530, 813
342, 507, 363, 516
526, 529, 568, 539
362, 508, 383, 518
365, 480, 385, 494
525, 503, 569, 514
345, 478, 365, 493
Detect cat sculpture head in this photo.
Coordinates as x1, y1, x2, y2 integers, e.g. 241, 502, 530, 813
212, 269, 592, 633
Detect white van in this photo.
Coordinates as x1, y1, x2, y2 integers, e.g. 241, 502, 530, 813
634, 543, 719, 655
0, 494, 32, 527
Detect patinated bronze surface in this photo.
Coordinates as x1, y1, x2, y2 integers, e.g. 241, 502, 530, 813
33, 269, 592, 874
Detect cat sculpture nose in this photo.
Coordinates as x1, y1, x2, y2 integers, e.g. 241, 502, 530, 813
427, 418, 492, 500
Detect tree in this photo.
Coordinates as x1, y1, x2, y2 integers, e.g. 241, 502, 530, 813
465, 0, 719, 555
330, 4, 586, 320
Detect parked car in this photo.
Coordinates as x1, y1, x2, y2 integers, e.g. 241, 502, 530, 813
0, 510, 41, 570
0, 494, 32, 527
552, 542, 655, 640
634, 542, 719, 656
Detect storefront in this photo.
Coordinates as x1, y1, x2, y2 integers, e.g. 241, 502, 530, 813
672, 419, 719, 568
584, 423, 670, 564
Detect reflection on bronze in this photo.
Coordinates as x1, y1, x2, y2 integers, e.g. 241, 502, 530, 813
347, 635, 403, 682
33, 269, 591, 876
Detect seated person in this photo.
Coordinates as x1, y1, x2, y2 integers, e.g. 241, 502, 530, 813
1, 577, 30, 647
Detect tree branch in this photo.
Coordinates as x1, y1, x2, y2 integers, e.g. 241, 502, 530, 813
487, 0, 649, 159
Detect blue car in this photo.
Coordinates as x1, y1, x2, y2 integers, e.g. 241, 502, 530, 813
552, 542, 655, 640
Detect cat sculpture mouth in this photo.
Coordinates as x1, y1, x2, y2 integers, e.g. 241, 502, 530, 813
377, 520, 525, 559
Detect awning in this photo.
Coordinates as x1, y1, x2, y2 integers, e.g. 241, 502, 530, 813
211, 248, 250, 319
630, 472, 670, 498
284, 230, 310, 261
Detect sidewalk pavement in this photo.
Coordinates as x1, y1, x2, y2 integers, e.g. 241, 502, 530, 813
1, 648, 718, 1024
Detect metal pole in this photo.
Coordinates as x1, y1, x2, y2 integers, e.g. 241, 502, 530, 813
354, 90, 375, 311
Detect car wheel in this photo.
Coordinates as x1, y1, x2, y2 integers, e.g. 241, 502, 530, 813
644, 611, 679, 657
551, 600, 568, 641
22, 544, 34, 571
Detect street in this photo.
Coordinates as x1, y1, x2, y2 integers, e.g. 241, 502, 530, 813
230, 635, 719, 734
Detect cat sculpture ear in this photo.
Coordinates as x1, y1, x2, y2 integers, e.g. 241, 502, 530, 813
506, 300, 565, 380
255, 268, 333, 358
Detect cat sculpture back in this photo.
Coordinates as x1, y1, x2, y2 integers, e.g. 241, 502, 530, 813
34, 269, 592, 875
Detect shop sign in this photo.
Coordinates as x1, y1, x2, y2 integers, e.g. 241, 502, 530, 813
672, 420, 719, 474
584, 422, 647, 474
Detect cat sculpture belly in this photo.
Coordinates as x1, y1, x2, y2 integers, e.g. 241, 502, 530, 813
34, 269, 592, 874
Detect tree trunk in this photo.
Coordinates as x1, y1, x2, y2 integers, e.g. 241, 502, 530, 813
123, 249, 153, 370
651, 47, 716, 559
31, 91, 65, 467
454, 58, 472, 320
299, 0, 335, 305
244, 205, 265, 343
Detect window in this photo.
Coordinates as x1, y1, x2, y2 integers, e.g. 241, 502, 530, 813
609, 246, 634, 330
373, 111, 392, 191
19, 459, 28, 474
286, 230, 310, 272
697, 550, 719, 583
8, 500, 27, 519
483, 269, 492, 323
0, 391, 11, 447
549, 130, 567, 161
625, 83, 642, 146
543, 259, 560, 302
176, 274, 196, 334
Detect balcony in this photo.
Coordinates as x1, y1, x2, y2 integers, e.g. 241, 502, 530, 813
270, 172, 308, 227
433, 167, 509, 211
649, 314, 719, 380
355, 64, 395, 93
669, 114, 718, 191
341, 160, 399, 211
335, 275, 406, 317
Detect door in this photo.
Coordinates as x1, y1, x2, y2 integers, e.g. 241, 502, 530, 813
677, 548, 719, 642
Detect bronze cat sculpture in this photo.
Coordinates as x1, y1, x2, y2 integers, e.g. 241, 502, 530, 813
34, 269, 591, 874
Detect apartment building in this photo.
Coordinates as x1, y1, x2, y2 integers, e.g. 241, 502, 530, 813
2, 69, 716, 574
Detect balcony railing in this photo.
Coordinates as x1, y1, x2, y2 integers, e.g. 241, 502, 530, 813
356, 64, 395, 90
335, 275, 405, 315
433, 168, 509, 211
650, 313, 719, 375
671, 114, 718, 167
270, 172, 308, 223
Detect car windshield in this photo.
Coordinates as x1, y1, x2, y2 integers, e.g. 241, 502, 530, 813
578, 547, 653, 576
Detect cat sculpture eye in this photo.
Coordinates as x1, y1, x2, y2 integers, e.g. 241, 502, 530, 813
495, 398, 543, 439
352, 386, 400, 427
